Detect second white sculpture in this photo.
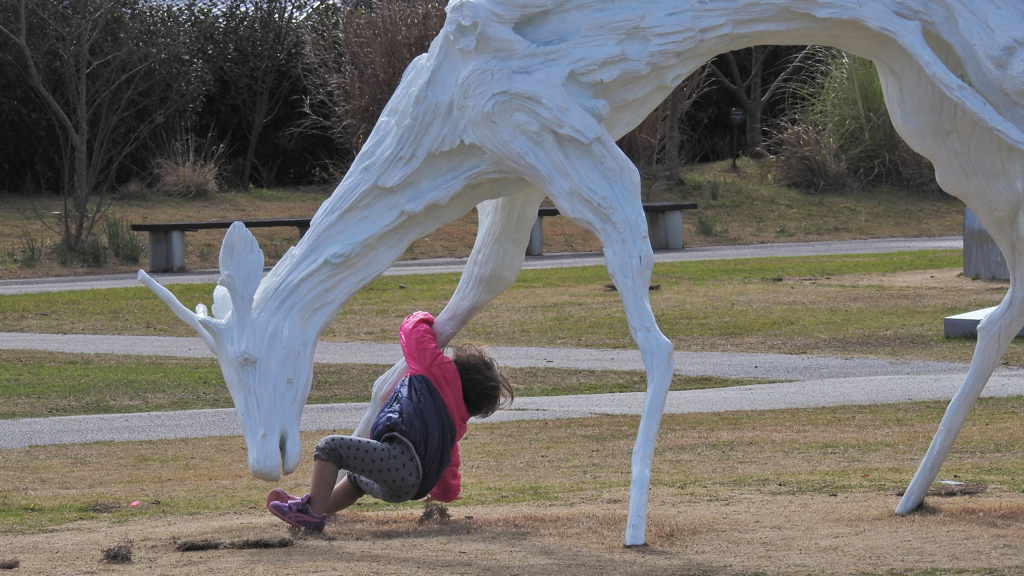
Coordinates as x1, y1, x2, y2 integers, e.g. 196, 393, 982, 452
141, 0, 1024, 546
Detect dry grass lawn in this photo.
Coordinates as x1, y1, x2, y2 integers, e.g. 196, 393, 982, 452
3, 401, 1024, 575
6, 494, 1024, 575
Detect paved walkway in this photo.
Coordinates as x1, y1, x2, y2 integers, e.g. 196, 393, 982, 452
5, 235, 1019, 450
4, 372, 1023, 449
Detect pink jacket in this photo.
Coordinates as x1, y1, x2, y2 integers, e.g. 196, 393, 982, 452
399, 311, 469, 502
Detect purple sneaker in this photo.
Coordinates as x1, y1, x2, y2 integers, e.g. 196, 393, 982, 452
266, 488, 302, 508
268, 494, 327, 532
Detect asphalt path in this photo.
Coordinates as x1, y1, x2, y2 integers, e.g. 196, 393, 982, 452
6, 235, 1021, 450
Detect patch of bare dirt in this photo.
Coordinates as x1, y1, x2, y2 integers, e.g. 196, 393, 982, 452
5, 493, 1024, 575
786, 268, 1007, 290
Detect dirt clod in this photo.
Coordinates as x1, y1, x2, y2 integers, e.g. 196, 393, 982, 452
175, 537, 293, 552
928, 482, 988, 497
88, 502, 120, 514
419, 501, 451, 524
175, 539, 221, 552
101, 538, 133, 564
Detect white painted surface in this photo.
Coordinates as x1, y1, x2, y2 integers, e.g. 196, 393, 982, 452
139, 0, 1024, 544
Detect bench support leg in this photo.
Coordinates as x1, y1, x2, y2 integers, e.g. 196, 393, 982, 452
148, 230, 186, 273
646, 210, 683, 250
526, 216, 544, 255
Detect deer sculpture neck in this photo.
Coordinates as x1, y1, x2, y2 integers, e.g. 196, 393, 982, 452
141, 0, 1024, 546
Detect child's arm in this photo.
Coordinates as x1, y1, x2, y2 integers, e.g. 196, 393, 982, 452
399, 311, 445, 372
428, 443, 462, 502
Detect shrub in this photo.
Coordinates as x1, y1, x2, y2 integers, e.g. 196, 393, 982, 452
299, 0, 448, 167
54, 242, 75, 266
18, 234, 43, 269
766, 121, 853, 193
154, 159, 219, 198
696, 214, 719, 237
773, 49, 940, 194
82, 237, 109, 267
115, 180, 150, 200
153, 129, 224, 198
105, 216, 146, 263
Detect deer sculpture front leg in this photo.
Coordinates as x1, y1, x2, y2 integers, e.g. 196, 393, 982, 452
352, 185, 547, 439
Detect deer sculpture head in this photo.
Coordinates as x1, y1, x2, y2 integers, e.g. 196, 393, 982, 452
138, 223, 313, 480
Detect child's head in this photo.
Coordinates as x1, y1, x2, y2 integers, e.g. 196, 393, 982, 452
449, 344, 514, 418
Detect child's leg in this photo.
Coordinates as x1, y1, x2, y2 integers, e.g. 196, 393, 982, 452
309, 434, 421, 510
307, 460, 362, 515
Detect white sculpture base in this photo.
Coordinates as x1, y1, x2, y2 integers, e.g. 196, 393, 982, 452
944, 307, 1024, 339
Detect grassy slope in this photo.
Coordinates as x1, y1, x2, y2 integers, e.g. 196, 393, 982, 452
0, 159, 965, 279
6, 249, 1023, 419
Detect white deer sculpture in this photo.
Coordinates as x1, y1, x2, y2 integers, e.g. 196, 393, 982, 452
140, 0, 1024, 545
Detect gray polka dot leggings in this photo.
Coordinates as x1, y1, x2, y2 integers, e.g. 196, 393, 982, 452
314, 434, 422, 503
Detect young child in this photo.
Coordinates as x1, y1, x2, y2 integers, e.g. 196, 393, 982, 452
266, 310, 514, 532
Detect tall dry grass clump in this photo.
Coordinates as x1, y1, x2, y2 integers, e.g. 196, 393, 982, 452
768, 49, 941, 195
767, 121, 852, 193
153, 129, 225, 198
299, 0, 447, 170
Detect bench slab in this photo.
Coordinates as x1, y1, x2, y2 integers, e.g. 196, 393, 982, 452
132, 218, 312, 273
134, 203, 697, 272
528, 202, 697, 255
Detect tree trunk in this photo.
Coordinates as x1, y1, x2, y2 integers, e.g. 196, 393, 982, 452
664, 84, 682, 177
744, 45, 765, 156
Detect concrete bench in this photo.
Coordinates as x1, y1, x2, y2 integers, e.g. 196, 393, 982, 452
134, 201, 698, 272
963, 206, 1008, 280
527, 201, 698, 255
131, 218, 312, 272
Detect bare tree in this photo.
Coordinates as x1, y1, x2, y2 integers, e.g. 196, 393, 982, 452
298, 0, 447, 169
215, 0, 311, 189
617, 66, 710, 197
0, 0, 195, 255
710, 46, 810, 156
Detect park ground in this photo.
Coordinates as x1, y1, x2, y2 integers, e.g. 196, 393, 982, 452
3, 162, 1023, 574
4, 403, 1024, 575
8, 493, 1024, 575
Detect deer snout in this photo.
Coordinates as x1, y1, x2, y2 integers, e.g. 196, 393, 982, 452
244, 425, 303, 481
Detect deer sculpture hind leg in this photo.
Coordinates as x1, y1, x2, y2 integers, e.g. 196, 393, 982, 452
868, 44, 1024, 513
471, 82, 674, 545
351, 185, 547, 439
896, 246, 1024, 513
896, 220, 1024, 514
539, 137, 673, 547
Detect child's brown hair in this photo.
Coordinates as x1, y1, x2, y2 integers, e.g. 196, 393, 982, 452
449, 344, 514, 417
